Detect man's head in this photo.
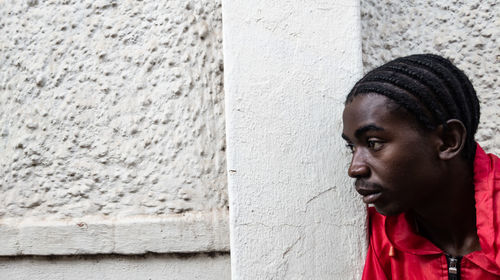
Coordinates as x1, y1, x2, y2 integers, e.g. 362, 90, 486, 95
341, 54, 480, 216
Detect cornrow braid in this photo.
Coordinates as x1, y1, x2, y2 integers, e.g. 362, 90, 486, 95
403, 56, 471, 130
381, 62, 460, 118
420, 55, 481, 135
360, 70, 448, 125
346, 54, 480, 161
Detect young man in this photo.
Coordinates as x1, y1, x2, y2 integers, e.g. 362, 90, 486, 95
341, 54, 500, 279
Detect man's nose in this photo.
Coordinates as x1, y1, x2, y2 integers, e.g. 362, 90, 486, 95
348, 150, 370, 178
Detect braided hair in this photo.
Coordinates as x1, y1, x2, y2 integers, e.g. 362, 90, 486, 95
346, 54, 480, 161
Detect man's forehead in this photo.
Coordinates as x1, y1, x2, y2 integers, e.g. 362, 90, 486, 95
343, 94, 395, 121
342, 94, 421, 138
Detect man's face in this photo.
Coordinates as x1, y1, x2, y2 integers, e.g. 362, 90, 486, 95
342, 94, 441, 216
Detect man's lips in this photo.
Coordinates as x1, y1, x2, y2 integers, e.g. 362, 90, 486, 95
355, 181, 383, 204
359, 191, 382, 204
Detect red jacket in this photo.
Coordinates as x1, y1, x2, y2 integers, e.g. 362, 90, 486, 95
363, 145, 500, 279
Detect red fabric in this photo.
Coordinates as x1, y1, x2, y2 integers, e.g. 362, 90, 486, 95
362, 144, 500, 279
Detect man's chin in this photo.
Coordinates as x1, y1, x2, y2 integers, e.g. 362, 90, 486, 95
374, 204, 403, 217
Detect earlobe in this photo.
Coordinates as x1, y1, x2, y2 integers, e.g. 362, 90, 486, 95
437, 119, 467, 160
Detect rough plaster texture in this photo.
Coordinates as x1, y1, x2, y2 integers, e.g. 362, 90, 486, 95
223, 0, 365, 279
0, 0, 230, 258
0, 0, 226, 219
361, 0, 499, 153
0, 253, 231, 280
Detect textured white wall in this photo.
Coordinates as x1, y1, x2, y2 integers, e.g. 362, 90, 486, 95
0, 1, 229, 275
361, 0, 499, 153
223, 0, 365, 279
0, 253, 230, 280
0, 0, 226, 219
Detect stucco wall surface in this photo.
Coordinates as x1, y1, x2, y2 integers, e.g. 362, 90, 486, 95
0, 0, 226, 219
361, 0, 499, 153
0, 253, 231, 280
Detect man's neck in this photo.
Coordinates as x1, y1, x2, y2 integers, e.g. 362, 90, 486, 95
411, 160, 480, 257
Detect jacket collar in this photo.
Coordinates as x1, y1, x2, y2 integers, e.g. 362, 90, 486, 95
384, 144, 500, 275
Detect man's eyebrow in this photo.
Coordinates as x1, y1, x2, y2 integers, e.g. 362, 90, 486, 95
354, 124, 384, 138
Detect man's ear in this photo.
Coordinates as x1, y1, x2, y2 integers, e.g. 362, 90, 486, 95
436, 119, 467, 160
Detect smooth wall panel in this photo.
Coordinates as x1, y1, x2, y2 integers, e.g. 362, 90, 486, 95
223, 1, 365, 279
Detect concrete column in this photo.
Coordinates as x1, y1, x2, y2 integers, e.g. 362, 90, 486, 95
222, 1, 366, 279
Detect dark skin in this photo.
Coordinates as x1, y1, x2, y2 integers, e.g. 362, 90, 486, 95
342, 94, 481, 257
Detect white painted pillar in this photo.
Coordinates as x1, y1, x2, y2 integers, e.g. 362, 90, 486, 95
222, 1, 365, 279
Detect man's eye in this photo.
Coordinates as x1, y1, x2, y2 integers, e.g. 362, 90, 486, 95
367, 140, 383, 150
